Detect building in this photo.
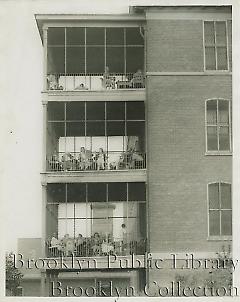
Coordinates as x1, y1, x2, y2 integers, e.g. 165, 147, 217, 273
17, 4, 232, 297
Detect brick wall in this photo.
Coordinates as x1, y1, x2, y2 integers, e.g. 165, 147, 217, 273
146, 75, 232, 253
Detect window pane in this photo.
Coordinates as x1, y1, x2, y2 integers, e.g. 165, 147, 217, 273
221, 210, 232, 235
48, 28, 65, 45
67, 184, 86, 203
47, 122, 65, 140
127, 101, 145, 120
221, 183, 231, 209
66, 122, 85, 136
205, 47, 216, 70
219, 126, 230, 151
108, 183, 127, 201
86, 102, 105, 120
91, 136, 107, 152
86, 122, 105, 136
66, 28, 85, 45
107, 122, 125, 136
106, 28, 124, 45
107, 102, 125, 120
206, 100, 217, 124
88, 183, 106, 202
217, 47, 228, 70
216, 22, 226, 45
86, 47, 105, 73
126, 28, 144, 45
48, 102, 65, 120
47, 47, 65, 74
86, 28, 104, 45
48, 184, 66, 202
66, 102, 85, 120
75, 218, 91, 237
209, 183, 219, 209
126, 47, 144, 73
58, 219, 74, 238
218, 100, 229, 124
209, 210, 220, 236
204, 22, 215, 45
207, 126, 218, 151
106, 47, 124, 73
128, 183, 146, 201
66, 47, 85, 73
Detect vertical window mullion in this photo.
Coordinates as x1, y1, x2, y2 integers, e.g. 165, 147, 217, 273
219, 182, 222, 236
229, 101, 232, 151
126, 182, 129, 247
214, 22, 217, 70
124, 28, 126, 75
64, 103, 67, 153
124, 101, 127, 152
216, 99, 220, 151
64, 28, 67, 89
106, 183, 109, 243
65, 184, 68, 236
225, 21, 229, 71
84, 27, 87, 75
104, 28, 106, 72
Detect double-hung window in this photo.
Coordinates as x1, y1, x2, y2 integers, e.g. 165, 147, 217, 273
206, 99, 231, 153
204, 21, 229, 71
208, 182, 232, 237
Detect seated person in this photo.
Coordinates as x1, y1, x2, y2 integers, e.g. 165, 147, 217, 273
91, 232, 101, 256
131, 69, 144, 88
102, 66, 115, 89
49, 233, 62, 256
75, 234, 84, 256
74, 83, 88, 90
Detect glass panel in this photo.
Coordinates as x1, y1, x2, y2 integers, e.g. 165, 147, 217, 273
127, 101, 145, 120
66, 28, 85, 45
217, 47, 228, 70
48, 184, 66, 203
58, 203, 74, 219
88, 183, 106, 202
107, 122, 125, 136
66, 122, 85, 136
107, 102, 125, 120
216, 21, 226, 45
86, 122, 105, 136
126, 47, 144, 73
221, 183, 231, 209
75, 204, 90, 219
86, 47, 105, 73
66, 102, 85, 120
75, 219, 91, 237
126, 122, 145, 151
58, 219, 74, 238
218, 100, 229, 124
106, 47, 124, 73
108, 183, 127, 201
208, 183, 219, 209
221, 210, 232, 235
91, 136, 107, 152
204, 22, 215, 45
126, 28, 144, 45
106, 28, 124, 45
206, 100, 217, 124
207, 126, 218, 151
205, 47, 216, 70
47, 122, 65, 140
209, 210, 220, 236
219, 126, 230, 151
48, 102, 65, 120
48, 28, 65, 45
47, 47, 65, 74
86, 102, 105, 120
86, 28, 104, 45
228, 21, 232, 70
66, 47, 85, 73
128, 183, 146, 201
67, 184, 86, 203
108, 136, 125, 151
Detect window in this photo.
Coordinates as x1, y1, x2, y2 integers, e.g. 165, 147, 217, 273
208, 182, 232, 237
204, 21, 229, 71
205, 99, 231, 153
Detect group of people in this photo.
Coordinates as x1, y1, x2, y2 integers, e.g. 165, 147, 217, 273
48, 147, 145, 171
48, 226, 129, 257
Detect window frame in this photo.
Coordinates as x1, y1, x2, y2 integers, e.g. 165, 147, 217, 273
207, 181, 232, 240
203, 20, 230, 72
205, 98, 232, 155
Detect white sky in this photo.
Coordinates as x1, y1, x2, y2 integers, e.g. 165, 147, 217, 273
0, 0, 234, 254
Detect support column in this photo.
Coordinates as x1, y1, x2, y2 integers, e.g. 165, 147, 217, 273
41, 182, 47, 258
43, 26, 48, 91
40, 271, 46, 297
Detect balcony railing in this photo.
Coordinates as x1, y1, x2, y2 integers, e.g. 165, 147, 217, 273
46, 237, 146, 258
47, 72, 145, 91
47, 151, 146, 172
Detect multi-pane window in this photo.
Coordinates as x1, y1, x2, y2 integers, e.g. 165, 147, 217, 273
47, 27, 144, 75
206, 99, 231, 152
204, 21, 229, 71
208, 182, 232, 236
46, 182, 146, 242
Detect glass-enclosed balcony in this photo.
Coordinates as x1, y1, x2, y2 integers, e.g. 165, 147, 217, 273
46, 27, 145, 91
46, 182, 147, 257
46, 101, 146, 172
